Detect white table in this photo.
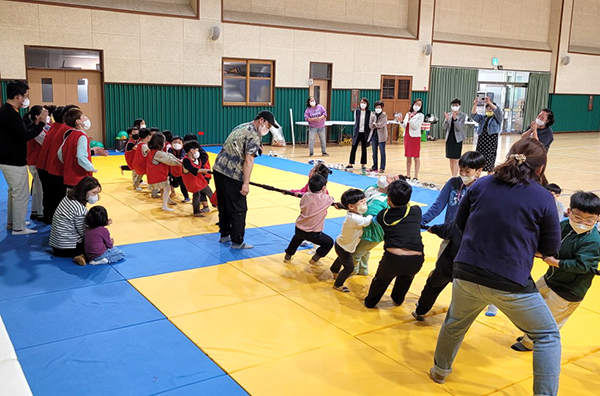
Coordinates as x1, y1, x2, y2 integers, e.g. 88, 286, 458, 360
294, 121, 356, 145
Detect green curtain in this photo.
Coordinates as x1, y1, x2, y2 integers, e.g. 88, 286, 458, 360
524, 73, 550, 127
428, 67, 478, 139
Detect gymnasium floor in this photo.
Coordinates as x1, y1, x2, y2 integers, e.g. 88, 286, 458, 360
0, 132, 599, 395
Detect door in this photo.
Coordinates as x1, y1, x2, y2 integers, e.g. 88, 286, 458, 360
27, 69, 104, 144
310, 79, 329, 118
381, 75, 412, 117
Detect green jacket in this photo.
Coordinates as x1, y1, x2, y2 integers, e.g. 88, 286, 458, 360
361, 185, 388, 243
544, 220, 600, 302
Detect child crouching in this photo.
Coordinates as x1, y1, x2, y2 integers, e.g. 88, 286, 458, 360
83, 206, 125, 265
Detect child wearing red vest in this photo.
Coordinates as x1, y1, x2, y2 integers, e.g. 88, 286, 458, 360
58, 108, 96, 188
24, 106, 48, 220
132, 128, 151, 191
168, 136, 190, 203
146, 132, 182, 211
182, 140, 213, 216
120, 126, 139, 174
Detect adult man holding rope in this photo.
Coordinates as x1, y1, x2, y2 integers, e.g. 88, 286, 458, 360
213, 111, 279, 249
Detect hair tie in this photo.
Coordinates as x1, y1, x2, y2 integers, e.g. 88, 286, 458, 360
509, 154, 527, 165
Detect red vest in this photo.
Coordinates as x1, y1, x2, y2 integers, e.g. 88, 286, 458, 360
146, 149, 170, 185
62, 129, 93, 187
202, 158, 212, 180
27, 139, 42, 166
124, 138, 137, 169
37, 123, 69, 174
169, 149, 184, 178
132, 142, 148, 175
182, 158, 208, 193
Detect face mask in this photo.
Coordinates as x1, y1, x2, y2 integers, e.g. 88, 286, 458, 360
377, 175, 389, 189
535, 118, 545, 127
46, 116, 51, 124
310, 101, 316, 107
87, 194, 99, 204
131, 134, 139, 140
375, 108, 382, 114
360, 103, 367, 109
259, 125, 270, 136
140, 124, 146, 129
21, 98, 30, 108
356, 204, 368, 214
82, 118, 91, 130
485, 111, 494, 117
172, 143, 182, 151
413, 105, 421, 112
569, 219, 595, 234
193, 151, 200, 159
460, 175, 477, 185
451, 105, 460, 112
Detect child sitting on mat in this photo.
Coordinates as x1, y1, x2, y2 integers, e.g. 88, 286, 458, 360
511, 191, 600, 352
364, 179, 424, 307
284, 174, 335, 265
182, 140, 214, 216
146, 133, 183, 211
319, 188, 372, 293
83, 205, 126, 265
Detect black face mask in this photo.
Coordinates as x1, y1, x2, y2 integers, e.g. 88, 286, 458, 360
131, 134, 139, 140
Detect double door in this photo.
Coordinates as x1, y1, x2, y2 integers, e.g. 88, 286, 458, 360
381, 75, 412, 142
478, 83, 527, 133
27, 69, 104, 143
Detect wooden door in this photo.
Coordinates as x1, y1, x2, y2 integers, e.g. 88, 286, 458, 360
64, 71, 103, 143
27, 69, 104, 144
380, 75, 412, 117
310, 79, 330, 119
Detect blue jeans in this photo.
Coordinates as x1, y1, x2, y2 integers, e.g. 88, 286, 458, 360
90, 247, 126, 264
308, 127, 327, 155
433, 279, 561, 396
371, 134, 386, 170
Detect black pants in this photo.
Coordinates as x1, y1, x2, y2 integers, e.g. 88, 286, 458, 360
415, 250, 455, 315
364, 251, 424, 308
213, 171, 247, 244
52, 241, 84, 258
120, 165, 132, 171
349, 132, 368, 165
39, 170, 66, 224
192, 187, 213, 214
170, 176, 189, 200
285, 226, 334, 258
330, 242, 355, 288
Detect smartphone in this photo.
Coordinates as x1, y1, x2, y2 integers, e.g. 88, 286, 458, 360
477, 91, 487, 104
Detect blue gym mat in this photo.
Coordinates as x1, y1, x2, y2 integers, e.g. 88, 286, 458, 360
154, 376, 248, 396
17, 319, 227, 396
0, 280, 164, 350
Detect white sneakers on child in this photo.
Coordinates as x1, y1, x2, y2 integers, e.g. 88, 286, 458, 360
12, 228, 38, 235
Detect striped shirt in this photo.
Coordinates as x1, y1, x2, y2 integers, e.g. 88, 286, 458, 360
49, 196, 88, 249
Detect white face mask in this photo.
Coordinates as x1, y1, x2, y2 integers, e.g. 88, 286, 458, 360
193, 151, 200, 159
535, 118, 546, 127
569, 219, 595, 234
46, 116, 51, 124
21, 98, 30, 108
377, 175, 389, 189
310, 101, 316, 107
259, 124, 270, 136
360, 103, 367, 110
172, 143, 182, 151
87, 194, 99, 204
460, 175, 477, 185
357, 203, 368, 214
413, 105, 421, 112
375, 108, 382, 114
451, 105, 460, 112
82, 118, 91, 130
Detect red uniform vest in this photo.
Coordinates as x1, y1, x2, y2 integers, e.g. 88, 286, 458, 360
202, 158, 211, 180
146, 149, 170, 185
124, 138, 137, 169
62, 129, 93, 187
27, 139, 42, 166
38, 123, 69, 174
169, 149, 184, 178
132, 142, 148, 175
182, 158, 209, 193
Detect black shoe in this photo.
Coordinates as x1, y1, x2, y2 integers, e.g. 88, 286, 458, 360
412, 311, 425, 321
322, 152, 329, 157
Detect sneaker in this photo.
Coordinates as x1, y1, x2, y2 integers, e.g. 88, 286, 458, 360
73, 254, 87, 266
140, 181, 148, 186
182, 198, 191, 203
511, 341, 532, 352
135, 187, 142, 191
322, 152, 329, 157
309, 153, 314, 157
300, 241, 313, 249
485, 305, 498, 317
412, 311, 425, 322
161, 207, 174, 211
6, 221, 31, 230
231, 242, 254, 249
333, 285, 350, 293
309, 254, 322, 266
89, 258, 109, 265
429, 368, 446, 384
379, 169, 385, 173
12, 228, 38, 235
193, 213, 205, 217
283, 254, 293, 263
219, 236, 231, 243
200, 207, 210, 213
345, 165, 353, 170
151, 192, 160, 199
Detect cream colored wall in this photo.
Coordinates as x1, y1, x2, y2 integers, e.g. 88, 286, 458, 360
569, 0, 600, 51
1, 0, 600, 94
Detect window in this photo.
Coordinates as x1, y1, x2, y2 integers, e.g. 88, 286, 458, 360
26, 47, 101, 71
382, 79, 395, 99
398, 80, 410, 100
77, 79, 89, 103
42, 78, 53, 102
310, 63, 332, 80
223, 59, 274, 106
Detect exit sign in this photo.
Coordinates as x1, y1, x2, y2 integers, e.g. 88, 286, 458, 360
492, 57, 499, 66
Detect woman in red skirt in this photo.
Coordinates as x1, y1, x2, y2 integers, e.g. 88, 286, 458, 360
402, 99, 424, 180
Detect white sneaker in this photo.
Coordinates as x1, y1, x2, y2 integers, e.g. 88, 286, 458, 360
134, 187, 142, 191
161, 207, 174, 212
12, 228, 38, 235
6, 221, 31, 230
